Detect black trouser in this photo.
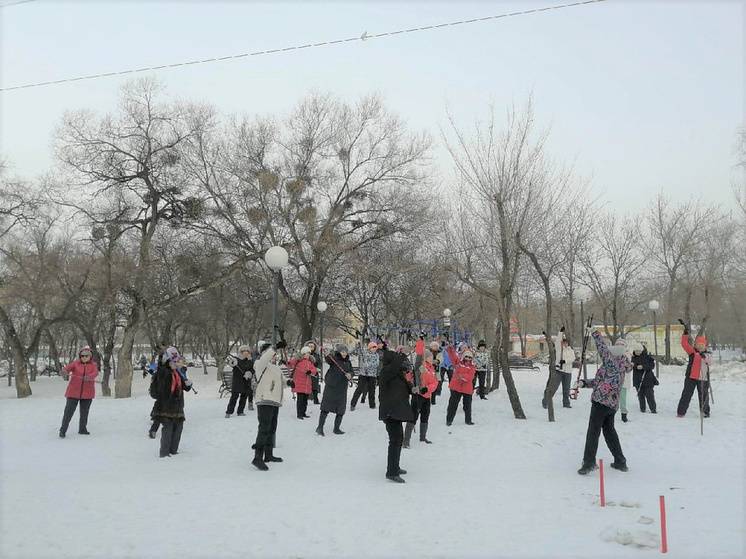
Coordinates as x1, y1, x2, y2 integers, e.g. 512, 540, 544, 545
60, 398, 92, 434
431, 380, 443, 405
351, 376, 377, 408
475, 370, 487, 398
637, 385, 657, 413
560, 371, 571, 406
296, 393, 309, 418
582, 401, 626, 467
446, 392, 472, 424
677, 377, 710, 416
254, 405, 279, 449
444, 368, 453, 383
226, 391, 248, 415
159, 419, 184, 457
410, 396, 431, 424
385, 419, 404, 477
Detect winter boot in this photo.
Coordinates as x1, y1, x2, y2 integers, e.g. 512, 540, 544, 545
316, 411, 328, 436
621, 413, 628, 423
264, 446, 283, 463
577, 463, 598, 475
225, 413, 231, 418
386, 474, 406, 483
237, 412, 246, 416
252, 446, 268, 471
248, 402, 254, 411
419, 422, 432, 444
350, 404, 356, 411
610, 462, 628, 472
78, 429, 90, 435
333, 414, 345, 435
403, 422, 415, 449
59, 430, 65, 439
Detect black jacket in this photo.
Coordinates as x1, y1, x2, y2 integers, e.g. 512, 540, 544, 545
150, 362, 192, 420
232, 357, 253, 394
378, 350, 415, 422
631, 351, 658, 389
321, 352, 353, 415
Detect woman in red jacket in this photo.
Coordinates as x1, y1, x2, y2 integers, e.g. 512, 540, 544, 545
59, 346, 99, 438
676, 321, 712, 418
404, 352, 439, 447
445, 345, 476, 426
288, 346, 318, 420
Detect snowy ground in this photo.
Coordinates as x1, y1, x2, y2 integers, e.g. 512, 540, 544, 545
1, 361, 744, 559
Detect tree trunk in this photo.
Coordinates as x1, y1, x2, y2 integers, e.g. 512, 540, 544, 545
45, 328, 63, 372
497, 310, 526, 419
115, 324, 137, 398
11, 346, 31, 398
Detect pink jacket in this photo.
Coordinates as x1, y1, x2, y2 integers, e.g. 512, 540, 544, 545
446, 346, 476, 395
64, 360, 99, 400
288, 357, 317, 395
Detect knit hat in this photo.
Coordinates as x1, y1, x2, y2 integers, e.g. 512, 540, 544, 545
609, 338, 627, 357
477, 340, 486, 349
694, 336, 707, 347
462, 350, 474, 359
367, 342, 378, 350
238, 345, 252, 353
335, 344, 349, 354
429, 341, 440, 351
164, 346, 179, 362
78, 346, 92, 357
300, 346, 312, 355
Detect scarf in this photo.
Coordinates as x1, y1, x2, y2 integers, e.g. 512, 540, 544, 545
170, 369, 183, 394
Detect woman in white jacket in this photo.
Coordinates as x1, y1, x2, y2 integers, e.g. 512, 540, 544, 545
251, 341, 293, 471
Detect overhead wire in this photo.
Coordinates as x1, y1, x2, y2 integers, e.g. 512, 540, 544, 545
0, 0, 608, 92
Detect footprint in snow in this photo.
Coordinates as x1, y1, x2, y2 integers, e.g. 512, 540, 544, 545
600, 527, 658, 549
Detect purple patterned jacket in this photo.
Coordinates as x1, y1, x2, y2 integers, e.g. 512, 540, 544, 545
587, 331, 631, 410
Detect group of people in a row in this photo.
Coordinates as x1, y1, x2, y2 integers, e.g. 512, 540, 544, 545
55, 321, 713, 482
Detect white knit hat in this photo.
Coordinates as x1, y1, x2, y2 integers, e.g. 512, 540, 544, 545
301, 346, 312, 355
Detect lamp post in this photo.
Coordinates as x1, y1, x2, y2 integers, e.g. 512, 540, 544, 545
317, 301, 327, 378
649, 299, 660, 378
264, 246, 289, 346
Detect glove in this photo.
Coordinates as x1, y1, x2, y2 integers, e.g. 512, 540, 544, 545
287, 379, 295, 388
577, 379, 585, 388
243, 371, 252, 380
184, 379, 193, 388
275, 340, 287, 350
559, 360, 566, 368
560, 326, 565, 333
345, 374, 352, 381
419, 386, 428, 394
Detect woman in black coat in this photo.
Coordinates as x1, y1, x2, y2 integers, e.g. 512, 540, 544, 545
150, 349, 193, 458
225, 345, 254, 417
631, 347, 658, 413
316, 344, 353, 436
378, 348, 415, 483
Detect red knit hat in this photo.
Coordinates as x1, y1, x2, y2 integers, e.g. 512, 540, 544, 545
694, 336, 707, 346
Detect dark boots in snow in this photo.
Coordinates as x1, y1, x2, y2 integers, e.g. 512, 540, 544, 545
577, 463, 598, 475
333, 414, 345, 435
420, 422, 432, 444
316, 411, 328, 436
610, 461, 628, 472
621, 413, 628, 423
252, 446, 268, 471
403, 422, 414, 448
264, 446, 283, 463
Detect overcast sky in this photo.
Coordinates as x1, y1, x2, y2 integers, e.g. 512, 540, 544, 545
0, 0, 741, 213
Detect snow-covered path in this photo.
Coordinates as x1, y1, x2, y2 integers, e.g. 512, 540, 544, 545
1, 363, 744, 559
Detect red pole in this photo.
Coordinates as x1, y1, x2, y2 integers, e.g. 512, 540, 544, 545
599, 459, 605, 507
659, 495, 668, 553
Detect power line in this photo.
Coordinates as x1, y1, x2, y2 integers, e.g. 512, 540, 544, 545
0, 0, 608, 92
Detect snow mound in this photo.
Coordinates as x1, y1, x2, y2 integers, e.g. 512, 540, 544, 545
600, 527, 659, 549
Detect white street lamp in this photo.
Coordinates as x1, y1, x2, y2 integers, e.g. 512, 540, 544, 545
648, 299, 660, 377
264, 246, 289, 345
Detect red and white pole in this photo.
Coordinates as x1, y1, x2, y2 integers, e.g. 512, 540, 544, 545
598, 459, 605, 507
659, 495, 668, 553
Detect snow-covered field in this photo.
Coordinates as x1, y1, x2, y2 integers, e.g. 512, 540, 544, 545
1, 362, 744, 559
